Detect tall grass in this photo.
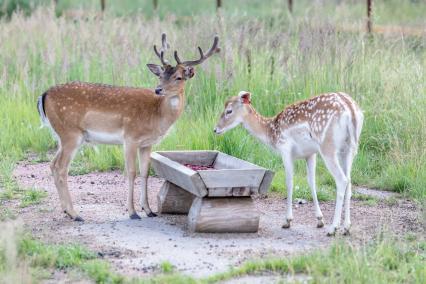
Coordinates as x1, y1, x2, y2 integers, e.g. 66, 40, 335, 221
0, 4, 425, 200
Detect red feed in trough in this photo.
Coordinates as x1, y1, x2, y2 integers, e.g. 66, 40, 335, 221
184, 164, 215, 171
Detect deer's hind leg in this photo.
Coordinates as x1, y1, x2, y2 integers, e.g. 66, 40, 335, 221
51, 132, 83, 221
338, 144, 356, 235
281, 154, 294, 229
306, 154, 324, 228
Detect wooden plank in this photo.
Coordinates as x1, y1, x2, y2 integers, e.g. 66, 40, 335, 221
288, 0, 293, 13
157, 151, 218, 166
150, 152, 208, 197
198, 169, 264, 188
208, 187, 254, 197
213, 152, 261, 170
207, 187, 233, 197
188, 197, 260, 233
258, 170, 275, 195
157, 182, 195, 214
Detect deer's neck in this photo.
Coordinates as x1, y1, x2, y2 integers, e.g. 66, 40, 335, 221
242, 106, 276, 146
159, 91, 185, 125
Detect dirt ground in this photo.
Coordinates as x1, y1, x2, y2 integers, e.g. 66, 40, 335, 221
10, 161, 424, 280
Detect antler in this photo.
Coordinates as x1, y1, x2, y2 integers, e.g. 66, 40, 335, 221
174, 35, 220, 66
153, 33, 170, 66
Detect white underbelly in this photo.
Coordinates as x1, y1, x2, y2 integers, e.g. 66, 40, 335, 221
291, 139, 319, 158
84, 130, 124, 145
279, 130, 319, 159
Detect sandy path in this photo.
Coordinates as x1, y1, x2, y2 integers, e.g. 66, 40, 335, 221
11, 161, 423, 279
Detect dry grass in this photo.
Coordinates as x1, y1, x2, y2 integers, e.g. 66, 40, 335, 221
2, 6, 425, 199
0, 220, 32, 283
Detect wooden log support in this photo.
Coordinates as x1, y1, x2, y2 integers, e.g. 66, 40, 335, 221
100, 0, 106, 12
216, 0, 222, 11
367, 0, 373, 33
151, 150, 274, 233
288, 0, 293, 13
157, 182, 195, 214
188, 197, 260, 233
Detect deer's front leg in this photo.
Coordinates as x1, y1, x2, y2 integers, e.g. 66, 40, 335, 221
281, 155, 294, 229
138, 145, 156, 217
124, 142, 140, 220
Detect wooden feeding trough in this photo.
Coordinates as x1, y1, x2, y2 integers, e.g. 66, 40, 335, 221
150, 150, 274, 233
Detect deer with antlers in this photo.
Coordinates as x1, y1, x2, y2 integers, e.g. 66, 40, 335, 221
37, 33, 220, 221
214, 91, 363, 236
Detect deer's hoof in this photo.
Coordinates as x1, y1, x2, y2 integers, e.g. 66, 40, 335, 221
147, 212, 157, 217
281, 220, 291, 229
326, 228, 336, 237
317, 218, 325, 228
129, 213, 141, 220
343, 228, 351, 236
74, 216, 85, 222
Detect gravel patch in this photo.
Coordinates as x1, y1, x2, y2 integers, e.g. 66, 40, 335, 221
11, 161, 423, 279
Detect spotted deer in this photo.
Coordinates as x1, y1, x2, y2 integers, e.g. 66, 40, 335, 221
37, 33, 220, 221
214, 91, 363, 236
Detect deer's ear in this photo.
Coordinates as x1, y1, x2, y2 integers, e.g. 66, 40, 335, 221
147, 64, 164, 77
184, 66, 195, 79
238, 91, 251, 104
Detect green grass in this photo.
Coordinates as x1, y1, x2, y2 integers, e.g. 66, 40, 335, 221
0, 156, 22, 200
1, 216, 425, 283
81, 260, 125, 284
19, 238, 96, 269
19, 188, 47, 207
160, 261, 175, 274
205, 236, 426, 284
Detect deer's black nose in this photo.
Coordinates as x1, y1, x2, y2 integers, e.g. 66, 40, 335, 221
155, 87, 163, 95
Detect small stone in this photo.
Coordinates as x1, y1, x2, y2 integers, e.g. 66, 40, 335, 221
295, 198, 307, 204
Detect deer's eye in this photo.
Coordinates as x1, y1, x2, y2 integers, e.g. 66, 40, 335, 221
176, 77, 183, 81
226, 109, 233, 115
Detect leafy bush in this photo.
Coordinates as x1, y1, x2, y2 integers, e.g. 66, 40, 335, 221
0, 0, 34, 18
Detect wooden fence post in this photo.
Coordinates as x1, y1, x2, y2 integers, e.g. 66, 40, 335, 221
100, 0, 106, 12
367, 0, 373, 33
288, 0, 293, 13
216, 0, 222, 11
